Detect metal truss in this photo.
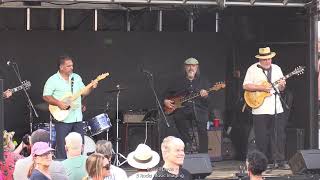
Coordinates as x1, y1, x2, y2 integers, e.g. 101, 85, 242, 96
0, 0, 310, 9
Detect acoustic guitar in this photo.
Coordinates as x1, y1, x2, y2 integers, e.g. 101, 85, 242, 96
164, 82, 225, 115
2, 80, 32, 98
49, 73, 109, 121
244, 66, 305, 109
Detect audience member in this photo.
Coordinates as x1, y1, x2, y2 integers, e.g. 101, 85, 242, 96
153, 136, 192, 180
0, 130, 25, 180
95, 140, 128, 180
28, 142, 55, 180
127, 144, 160, 180
13, 129, 68, 180
82, 153, 110, 180
62, 132, 88, 180
246, 150, 268, 180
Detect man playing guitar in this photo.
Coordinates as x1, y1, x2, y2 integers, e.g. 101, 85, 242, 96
43, 55, 98, 159
243, 47, 287, 168
163, 57, 209, 153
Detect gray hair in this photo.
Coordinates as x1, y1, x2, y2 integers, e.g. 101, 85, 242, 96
65, 132, 83, 150
30, 129, 50, 145
161, 136, 184, 154
95, 140, 113, 158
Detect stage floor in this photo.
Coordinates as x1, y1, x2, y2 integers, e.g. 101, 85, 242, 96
123, 160, 293, 179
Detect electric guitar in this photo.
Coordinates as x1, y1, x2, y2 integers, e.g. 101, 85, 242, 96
164, 82, 225, 115
2, 80, 31, 98
244, 66, 305, 109
49, 73, 109, 121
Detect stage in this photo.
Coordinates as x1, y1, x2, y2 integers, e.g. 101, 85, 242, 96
122, 160, 296, 180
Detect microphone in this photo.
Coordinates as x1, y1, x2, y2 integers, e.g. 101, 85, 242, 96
141, 68, 153, 77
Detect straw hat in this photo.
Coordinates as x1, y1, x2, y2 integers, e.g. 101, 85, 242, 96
127, 144, 160, 170
255, 47, 276, 59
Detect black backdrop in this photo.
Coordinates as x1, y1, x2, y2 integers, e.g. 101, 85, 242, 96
0, 32, 227, 137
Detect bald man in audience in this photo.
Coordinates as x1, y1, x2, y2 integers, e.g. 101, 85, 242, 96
62, 132, 88, 180
153, 136, 192, 180
13, 129, 68, 180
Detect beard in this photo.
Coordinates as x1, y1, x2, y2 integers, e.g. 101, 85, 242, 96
186, 70, 196, 79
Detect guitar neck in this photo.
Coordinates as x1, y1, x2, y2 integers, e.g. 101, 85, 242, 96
71, 82, 95, 101
272, 71, 296, 86
181, 87, 215, 103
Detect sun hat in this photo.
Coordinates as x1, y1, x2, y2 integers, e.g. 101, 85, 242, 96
31, 142, 54, 157
127, 144, 160, 170
255, 47, 276, 59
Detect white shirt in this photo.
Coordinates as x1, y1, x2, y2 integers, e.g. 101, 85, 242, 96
104, 165, 128, 180
243, 62, 284, 115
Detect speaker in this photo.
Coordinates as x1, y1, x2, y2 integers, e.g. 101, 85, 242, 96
122, 122, 158, 155
207, 128, 222, 161
289, 149, 320, 174
286, 128, 304, 160
183, 153, 212, 178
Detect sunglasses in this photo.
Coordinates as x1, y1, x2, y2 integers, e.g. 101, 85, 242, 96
103, 163, 110, 170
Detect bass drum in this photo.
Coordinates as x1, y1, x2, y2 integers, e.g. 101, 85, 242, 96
83, 135, 96, 156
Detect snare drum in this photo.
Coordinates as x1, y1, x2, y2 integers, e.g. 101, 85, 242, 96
86, 113, 112, 136
32, 123, 56, 147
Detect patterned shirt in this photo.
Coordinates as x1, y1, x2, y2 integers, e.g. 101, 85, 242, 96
0, 148, 23, 180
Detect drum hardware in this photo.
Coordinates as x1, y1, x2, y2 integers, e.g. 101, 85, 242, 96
49, 115, 54, 148
114, 84, 127, 167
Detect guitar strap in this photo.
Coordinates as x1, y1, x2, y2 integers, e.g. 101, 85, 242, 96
71, 77, 74, 94
266, 67, 272, 83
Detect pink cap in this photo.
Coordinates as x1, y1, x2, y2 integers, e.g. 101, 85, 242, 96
31, 142, 54, 156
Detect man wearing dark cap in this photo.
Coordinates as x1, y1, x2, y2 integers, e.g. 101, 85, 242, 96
163, 57, 209, 153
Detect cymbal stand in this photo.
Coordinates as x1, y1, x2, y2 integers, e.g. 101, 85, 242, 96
114, 84, 127, 167
49, 114, 54, 148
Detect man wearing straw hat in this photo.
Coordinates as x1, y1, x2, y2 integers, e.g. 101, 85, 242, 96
243, 47, 287, 167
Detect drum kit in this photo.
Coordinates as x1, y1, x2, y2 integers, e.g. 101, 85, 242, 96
34, 85, 126, 164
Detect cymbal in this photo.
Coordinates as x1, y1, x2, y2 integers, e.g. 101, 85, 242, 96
35, 102, 49, 111
105, 87, 128, 93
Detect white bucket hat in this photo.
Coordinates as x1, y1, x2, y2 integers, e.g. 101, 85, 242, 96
127, 144, 160, 170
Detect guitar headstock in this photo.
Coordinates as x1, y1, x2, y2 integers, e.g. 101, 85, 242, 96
21, 80, 31, 90
292, 66, 305, 76
95, 73, 110, 81
211, 81, 226, 91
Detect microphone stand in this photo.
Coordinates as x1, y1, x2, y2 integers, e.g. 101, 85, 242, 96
11, 62, 38, 133
144, 72, 170, 128
260, 67, 287, 164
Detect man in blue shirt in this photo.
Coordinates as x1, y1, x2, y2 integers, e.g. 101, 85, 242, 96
43, 55, 98, 159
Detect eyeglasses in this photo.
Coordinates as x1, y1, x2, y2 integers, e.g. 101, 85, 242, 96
103, 163, 110, 170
